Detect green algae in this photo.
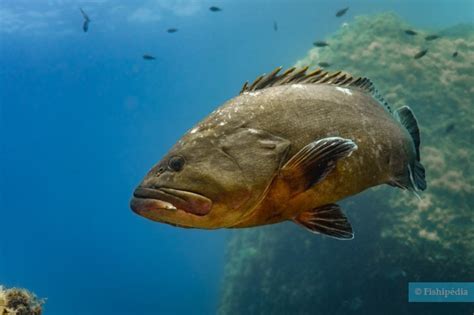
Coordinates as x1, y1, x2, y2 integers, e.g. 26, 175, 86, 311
218, 13, 473, 315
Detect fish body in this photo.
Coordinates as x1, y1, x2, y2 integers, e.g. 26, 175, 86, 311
425, 34, 440, 41
445, 123, 455, 133
209, 6, 222, 12
452, 51, 458, 58
414, 48, 428, 59
273, 21, 278, 32
317, 62, 331, 67
336, 7, 349, 17
404, 29, 417, 35
167, 28, 178, 33
143, 54, 156, 60
80, 8, 90, 32
313, 41, 329, 47
131, 67, 426, 239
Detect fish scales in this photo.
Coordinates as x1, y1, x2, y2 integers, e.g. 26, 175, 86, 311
227, 84, 412, 227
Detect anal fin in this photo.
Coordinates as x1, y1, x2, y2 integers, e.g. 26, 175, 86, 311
293, 204, 354, 240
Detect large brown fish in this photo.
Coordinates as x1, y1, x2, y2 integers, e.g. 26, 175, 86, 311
130, 67, 426, 239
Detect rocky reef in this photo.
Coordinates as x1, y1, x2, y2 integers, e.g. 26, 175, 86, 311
218, 13, 473, 315
0, 286, 43, 315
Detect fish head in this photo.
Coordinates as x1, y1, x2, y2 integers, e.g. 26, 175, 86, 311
130, 123, 290, 228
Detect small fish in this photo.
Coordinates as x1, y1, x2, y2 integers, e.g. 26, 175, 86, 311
336, 7, 349, 17
445, 123, 455, 133
167, 28, 178, 33
131, 66, 426, 240
452, 51, 458, 58
143, 54, 156, 60
404, 29, 417, 35
209, 6, 222, 12
313, 41, 329, 47
414, 48, 428, 59
273, 21, 278, 32
425, 34, 440, 41
80, 8, 90, 33
318, 62, 331, 67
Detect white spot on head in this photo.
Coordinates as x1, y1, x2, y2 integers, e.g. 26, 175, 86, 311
292, 84, 305, 89
247, 91, 262, 97
219, 122, 226, 126
336, 87, 353, 95
190, 127, 199, 134
248, 128, 259, 134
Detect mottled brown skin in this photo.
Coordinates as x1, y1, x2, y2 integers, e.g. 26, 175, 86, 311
131, 83, 415, 230
230, 84, 414, 227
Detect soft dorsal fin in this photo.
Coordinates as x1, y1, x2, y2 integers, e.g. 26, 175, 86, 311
240, 66, 393, 114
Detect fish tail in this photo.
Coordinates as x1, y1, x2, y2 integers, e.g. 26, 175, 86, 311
396, 106, 427, 191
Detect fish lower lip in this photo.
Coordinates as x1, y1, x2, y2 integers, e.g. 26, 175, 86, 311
130, 197, 177, 213
131, 187, 212, 216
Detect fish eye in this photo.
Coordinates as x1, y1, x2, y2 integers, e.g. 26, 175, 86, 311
168, 156, 185, 172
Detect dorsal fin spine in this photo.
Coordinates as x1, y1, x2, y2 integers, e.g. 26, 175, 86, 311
240, 66, 394, 115
333, 74, 347, 85
239, 81, 249, 94
253, 66, 282, 90
310, 71, 329, 83
340, 77, 353, 85
248, 75, 264, 91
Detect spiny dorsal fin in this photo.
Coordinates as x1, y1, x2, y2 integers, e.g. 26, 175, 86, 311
240, 66, 393, 114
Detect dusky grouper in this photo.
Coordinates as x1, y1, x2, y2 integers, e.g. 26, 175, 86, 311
130, 66, 427, 239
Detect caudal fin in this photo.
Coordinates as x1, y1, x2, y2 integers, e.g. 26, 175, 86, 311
396, 106, 427, 191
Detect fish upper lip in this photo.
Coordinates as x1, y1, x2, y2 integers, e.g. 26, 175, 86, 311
133, 187, 171, 200
132, 187, 213, 216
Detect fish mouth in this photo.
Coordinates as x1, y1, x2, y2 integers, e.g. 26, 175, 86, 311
130, 187, 213, 216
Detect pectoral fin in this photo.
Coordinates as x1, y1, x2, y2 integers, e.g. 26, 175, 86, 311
293, 204, 354, 240
280, 137, 357, 194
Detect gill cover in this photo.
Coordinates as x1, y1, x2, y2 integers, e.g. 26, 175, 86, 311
218, 127, 290, 210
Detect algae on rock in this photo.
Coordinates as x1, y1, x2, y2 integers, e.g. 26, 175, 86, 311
218, 13, 473, 315
0, 286, 44, 315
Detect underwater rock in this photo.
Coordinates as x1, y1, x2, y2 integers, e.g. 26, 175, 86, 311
218, 12, 473, 315
0, 286, 44, 315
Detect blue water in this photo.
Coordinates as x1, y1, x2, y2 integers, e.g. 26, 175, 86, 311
0, 1, 472, 314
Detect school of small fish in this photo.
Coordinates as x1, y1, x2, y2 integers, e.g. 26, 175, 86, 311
78, 6, 459, 62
